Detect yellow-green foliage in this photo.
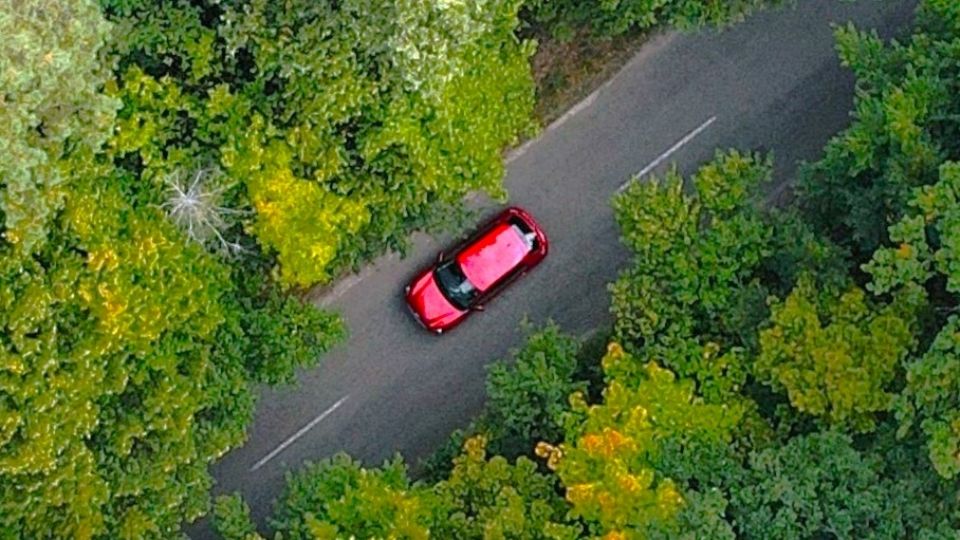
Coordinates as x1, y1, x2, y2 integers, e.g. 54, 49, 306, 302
218, 435, 579, 540
1, 4, 346, 536
230, 120, 370, 286
248, 167, 368, 287
536, 344, 744, 538
0, 177, 236, 538
757, 276, 916, 433
266, 455, 441, 540
433, 436, 580, 540
1, 140, 344, 540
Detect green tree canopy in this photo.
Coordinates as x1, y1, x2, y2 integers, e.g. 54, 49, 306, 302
483, 323, 587, 458
538, 343, 744, 539
756, 274, 916, 433
0, 171, 343, 538
213, 494, 265, 540
730, 432, 901, 540
268, 455, 443, 540
799, 1, 960, 256
862, 165, 960, 479
0, 0, 117, 255
433, 436, 580, 540
610, 151, 776, 401
1, 4, 346, 537
824, 1, 960, 477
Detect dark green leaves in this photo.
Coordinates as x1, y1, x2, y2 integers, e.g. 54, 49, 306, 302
731, 432, 897, 540
484, 323, 586, 458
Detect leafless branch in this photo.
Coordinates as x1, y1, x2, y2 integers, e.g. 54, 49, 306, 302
161, 168, 249, 257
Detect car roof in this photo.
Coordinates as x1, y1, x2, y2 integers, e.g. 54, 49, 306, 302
456, 222, 530, 291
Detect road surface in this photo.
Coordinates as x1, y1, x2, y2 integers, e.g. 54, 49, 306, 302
194, 0, 917, 535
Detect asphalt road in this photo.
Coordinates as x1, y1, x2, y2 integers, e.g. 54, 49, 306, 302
194, 0, 917, 535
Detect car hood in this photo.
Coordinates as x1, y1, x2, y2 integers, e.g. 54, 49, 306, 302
406, 271, 466, 331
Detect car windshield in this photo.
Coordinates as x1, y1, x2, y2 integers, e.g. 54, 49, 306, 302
434, 259, 479, 310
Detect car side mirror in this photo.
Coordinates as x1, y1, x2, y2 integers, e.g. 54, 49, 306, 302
472, 304, 485, 312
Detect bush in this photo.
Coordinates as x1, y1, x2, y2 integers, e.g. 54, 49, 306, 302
525, 0, 779, 39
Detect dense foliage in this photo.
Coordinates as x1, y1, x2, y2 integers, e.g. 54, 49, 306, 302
215, 437, 577, 540
798, 0, 960, 478
524, 0, 781, 39
1, 0, 563, 534
99, 0, 537, 287
1, 0, 540, 535
609, 151, 772, 396
731, 431, 898, 539
0, 140, 343, 539
0, 0, 344, 538
756, 275, 916, 432
0, 0, 117, 256
432, 436, 578, 540
483, 323, 587, 458
537, 343, 744, 538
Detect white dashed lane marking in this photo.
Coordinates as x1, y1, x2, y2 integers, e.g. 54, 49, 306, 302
249, 395, 350, 472
617, 115, 718, 194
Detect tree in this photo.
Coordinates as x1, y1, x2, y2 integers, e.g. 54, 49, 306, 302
643, 489, 735, 540
0, 0, 118, 256
421, 323, 596, 481
798, 3, 960, 257
0, 178, 241, 538
895, 315, 960, 479
100, 0, 537, 286
227, 437, 579, 540
866, 425, 960, 538
537, 343, 745, 538
213, 494, 265, 540
483, 323, 587, 459
268, 455, 443, 540
610, 151, 773, 399
160, 167, 245, 256
0, 161, 345, 538
864, 161, 960, 298
756, 274, 916, 433
857, 162, 960, 477
225, 266, 346, 386
794, 0, 960, 479
433, 436, 580, 540
730, 431, 902, 540
0, 22, 344, 535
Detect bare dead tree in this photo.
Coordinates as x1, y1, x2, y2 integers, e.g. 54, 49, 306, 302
160, 168, 246, 256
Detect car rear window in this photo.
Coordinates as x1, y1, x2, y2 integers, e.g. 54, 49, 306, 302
509, 217, 538, 249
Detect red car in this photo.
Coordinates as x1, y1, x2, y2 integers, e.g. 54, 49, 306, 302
405, 207, 548, 334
